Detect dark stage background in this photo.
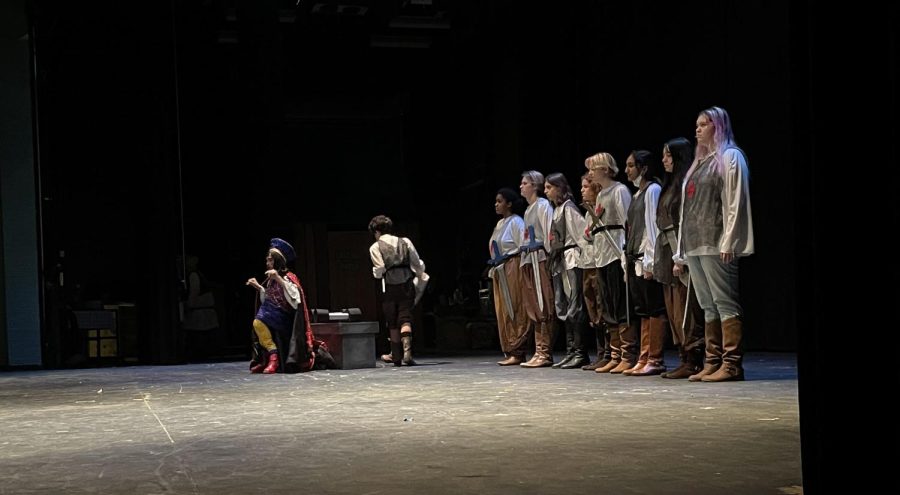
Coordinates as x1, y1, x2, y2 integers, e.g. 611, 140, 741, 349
4, 1, 899, 493
31, 0, 801, 364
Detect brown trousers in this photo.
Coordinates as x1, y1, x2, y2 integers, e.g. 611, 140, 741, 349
582, 267, 609, 360
662, 282, 704, 354
521, 259, 555, 359
493, 258, 530, 358
582, 267, 604, 327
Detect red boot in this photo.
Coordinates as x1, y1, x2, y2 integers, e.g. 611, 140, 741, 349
263, 352, 280, 374
249, 361, 265, 374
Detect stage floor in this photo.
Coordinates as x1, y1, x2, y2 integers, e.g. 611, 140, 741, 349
0, 351, 801, 494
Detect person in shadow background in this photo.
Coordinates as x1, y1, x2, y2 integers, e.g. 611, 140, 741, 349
181, 255, 219, 361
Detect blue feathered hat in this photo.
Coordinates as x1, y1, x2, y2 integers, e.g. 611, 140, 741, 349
269, 237, 296, 263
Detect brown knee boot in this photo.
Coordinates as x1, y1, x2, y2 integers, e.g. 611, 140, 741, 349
689, 319, 723, 381
631, 316, 667, 376
596, 324, 620, 372
624, 318, 650, 375
662, 345, 703, 379
522, 321, 553, 367
610, 320, 638, 373
702, 317, 744, 382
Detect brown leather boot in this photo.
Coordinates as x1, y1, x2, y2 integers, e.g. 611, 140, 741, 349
609, 359, 634, 374
583, 357, 610, 371
702, 317, 744, 382
583, 324, 610, 370
595, 359, 619, 373
689, 319, 722, 381
613, 321, 638, 373
632, 316, 668, 376
596, 324, 622, 373
689, 363, 719, 381
523, 321, 554, 368
497, 354, 525, 366
624, 319, 650, 375
520, 355, 553, 368
662, 351, 693, 379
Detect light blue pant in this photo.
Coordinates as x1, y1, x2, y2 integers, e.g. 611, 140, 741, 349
686, 255, 741, 322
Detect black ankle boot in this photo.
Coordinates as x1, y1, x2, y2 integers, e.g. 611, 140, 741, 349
552, 353, 575, 369
561, 353, 590, 369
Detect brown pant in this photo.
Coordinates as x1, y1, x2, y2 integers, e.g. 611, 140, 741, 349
493, 259, 530, 358
521, 259, 555, 359
582, 267, 604, 327
583, 267, 609, 360
521, 259, 555, 323
662, 282, 704, 354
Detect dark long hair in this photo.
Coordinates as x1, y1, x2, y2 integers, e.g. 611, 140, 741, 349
545, 172, 574, 205
630, 150, 662, 186
660, 137, 694, 194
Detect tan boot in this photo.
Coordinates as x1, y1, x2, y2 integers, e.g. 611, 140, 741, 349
596, 324, 620, 373
689, 363, 720, 381
520, 356, 553, 368
611, 320, 638, 373
595, 359, 620, 373
497, 354, 525, 366
533, 321, 554, 366
632, 316, 668, 376
702, 317, 744, 382
689, 319, 722, 381
616, 320, 639, 373
624, 318, 650, 375
609, 359, 634, 374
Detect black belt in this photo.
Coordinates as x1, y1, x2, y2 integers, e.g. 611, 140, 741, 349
591, 224, 624, 235
551, 244, 579, 253
626, 253, 645, 262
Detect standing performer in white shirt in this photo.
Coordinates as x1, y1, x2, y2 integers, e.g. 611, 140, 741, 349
488, 188, 530, 366
518, 171, 556, 368
545, 173, 589, 370
584, 152, 638, 374
621, 150, 667, 376
368, 215, 429, 367
577, 173, 610, 371
674, 106, 754, 382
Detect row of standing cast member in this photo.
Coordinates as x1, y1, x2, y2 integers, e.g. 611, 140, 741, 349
487, 106, 753, 381
488, 170, 592, 368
